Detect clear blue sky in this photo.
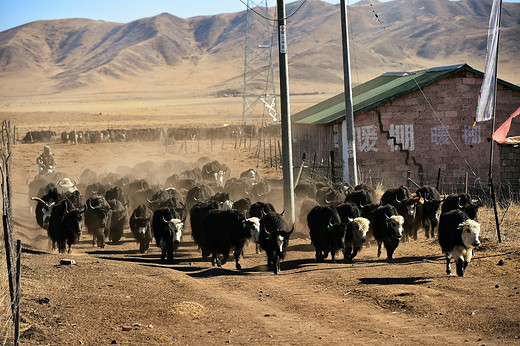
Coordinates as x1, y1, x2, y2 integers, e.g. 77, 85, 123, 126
0, 0, 377, 32
1, 0, 518, 32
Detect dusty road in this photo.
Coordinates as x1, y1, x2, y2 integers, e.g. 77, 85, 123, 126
5, 139, 520, 345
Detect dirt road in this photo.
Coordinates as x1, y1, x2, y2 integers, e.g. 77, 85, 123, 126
6, 140, 520, 345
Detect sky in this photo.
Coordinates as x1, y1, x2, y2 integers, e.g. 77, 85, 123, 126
0, 0, 375, 32
1, 0, 518, 32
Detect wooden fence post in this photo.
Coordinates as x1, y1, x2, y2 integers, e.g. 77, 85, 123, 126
1, 121, 18, 345
330, 151, 336, 183
294, 152, 307, 187
464, 171, 469, 194
221, 127, 226, 150
14, 240, 21, 345
311, 152, 317, 181
269, 135, 273, 168
436, 168, 441, 191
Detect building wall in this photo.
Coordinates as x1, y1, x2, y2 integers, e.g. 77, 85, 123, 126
292, 70, 520, 188
291, 123, 343, 181
498, 143, 520, 192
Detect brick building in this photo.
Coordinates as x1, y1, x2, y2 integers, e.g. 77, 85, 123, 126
291, 64, 520, 189
498, 141, 520, 192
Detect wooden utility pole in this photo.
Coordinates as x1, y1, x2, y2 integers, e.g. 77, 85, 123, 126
277, 0, 295, 223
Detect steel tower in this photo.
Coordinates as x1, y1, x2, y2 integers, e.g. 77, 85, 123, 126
242, 0, 278, 125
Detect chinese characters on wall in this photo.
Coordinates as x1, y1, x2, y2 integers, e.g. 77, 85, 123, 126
354, 124, 481, 152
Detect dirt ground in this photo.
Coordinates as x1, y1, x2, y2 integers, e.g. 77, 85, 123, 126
4, 129, 520, 345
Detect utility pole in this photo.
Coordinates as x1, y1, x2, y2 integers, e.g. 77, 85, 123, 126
340, 0, 358, 186
277, 0, 295, 224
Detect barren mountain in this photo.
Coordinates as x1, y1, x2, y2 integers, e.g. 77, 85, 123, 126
0, 0, 518, 98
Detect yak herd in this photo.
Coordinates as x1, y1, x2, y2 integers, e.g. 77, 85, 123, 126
28, 157, 482, 276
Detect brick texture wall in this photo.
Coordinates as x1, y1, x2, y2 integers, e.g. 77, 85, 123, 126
292, 70, 520, 188
498, 143, 520, 191
349, 70, 519, 187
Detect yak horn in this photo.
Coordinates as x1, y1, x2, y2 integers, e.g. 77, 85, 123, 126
31, 197, 50, 207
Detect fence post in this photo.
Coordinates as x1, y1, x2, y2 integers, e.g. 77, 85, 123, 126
311, 152, 317, 180
263, 131, 266, 163
269, 135, 273, 168
294, 152, 307, 187
277, 140, 282, 170
436, 168, 441, 191
327, 156, 331, 182
1, 121, 18, 346
464, 171, 469, 194
221, 127, 226, 150
14, 240, 21, 345
330, 151, 336, 183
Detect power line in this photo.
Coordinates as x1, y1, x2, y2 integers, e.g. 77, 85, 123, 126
239, 0, 308, 21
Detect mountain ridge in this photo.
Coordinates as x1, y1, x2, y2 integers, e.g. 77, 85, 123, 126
1, 0, 518, 97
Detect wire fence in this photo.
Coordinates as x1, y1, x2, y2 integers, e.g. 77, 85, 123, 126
295, 162, 519, 204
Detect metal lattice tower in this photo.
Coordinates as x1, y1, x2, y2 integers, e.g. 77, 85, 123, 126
242, 0, 278, 125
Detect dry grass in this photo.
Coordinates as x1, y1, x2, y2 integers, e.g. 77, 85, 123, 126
479, 203, 520, 243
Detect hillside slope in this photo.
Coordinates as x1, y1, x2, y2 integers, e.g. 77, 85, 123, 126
0, 0, 518, 97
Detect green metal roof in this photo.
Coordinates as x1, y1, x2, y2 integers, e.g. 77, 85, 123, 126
292, 63, 520, 125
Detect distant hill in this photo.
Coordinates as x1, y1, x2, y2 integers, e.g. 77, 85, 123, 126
0, 0, 518, 97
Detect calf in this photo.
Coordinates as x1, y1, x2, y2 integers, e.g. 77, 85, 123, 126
438, 210, 480, 277
129, 204, 154, 253
372, 204, 405, 261
259, 212, 293, 274
203, 209, 256, 269
307, 205, 346, 263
